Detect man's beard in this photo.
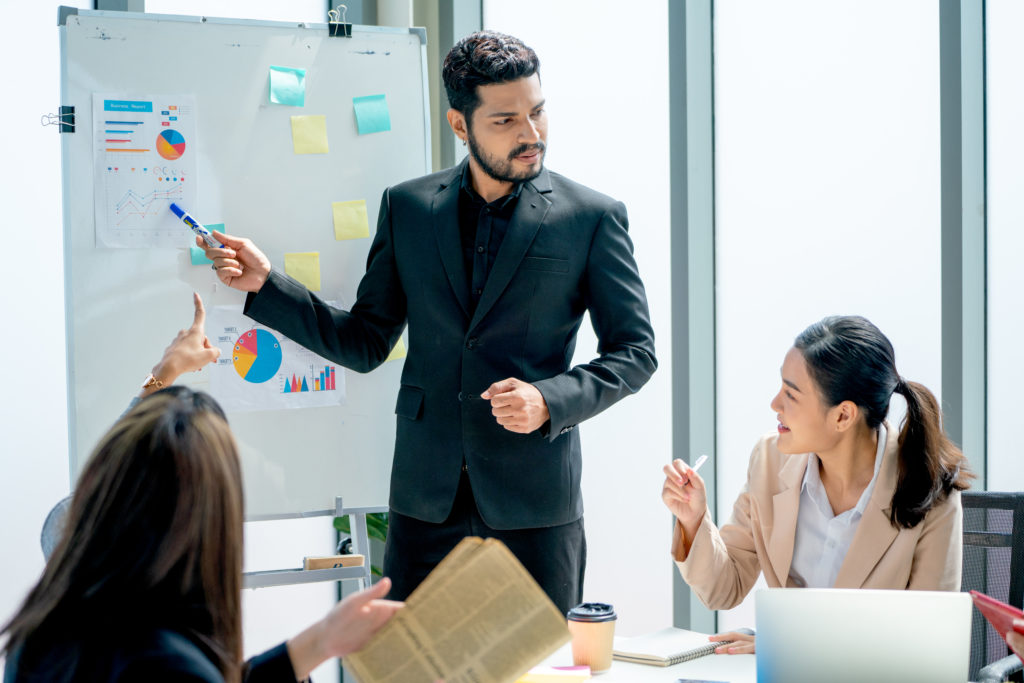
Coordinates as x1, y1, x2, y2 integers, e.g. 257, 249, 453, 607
466, 129, 546, 185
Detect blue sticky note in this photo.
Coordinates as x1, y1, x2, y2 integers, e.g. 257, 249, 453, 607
190, 246, 213, 265
269, 66, 307, 107
353, 94, 391, 135
189, 223, 223, 265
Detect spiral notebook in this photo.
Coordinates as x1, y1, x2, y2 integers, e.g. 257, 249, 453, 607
612, 627, 726, 667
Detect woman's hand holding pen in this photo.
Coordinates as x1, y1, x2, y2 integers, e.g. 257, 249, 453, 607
662, 455, 709, 541
199, 230, 272, 293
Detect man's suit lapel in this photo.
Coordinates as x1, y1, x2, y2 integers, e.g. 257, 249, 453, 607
766, 453, 807, 586
469, 169, 553, 330
433, 162, 471, 319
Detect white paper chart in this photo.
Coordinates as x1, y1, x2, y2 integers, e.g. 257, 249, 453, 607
92, 94, 197, 248
207, 305, 347, 414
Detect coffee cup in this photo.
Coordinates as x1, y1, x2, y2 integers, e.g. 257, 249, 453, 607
566, 602, 617, 674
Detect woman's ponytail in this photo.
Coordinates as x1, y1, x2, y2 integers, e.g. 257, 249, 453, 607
890, 379, 972, 528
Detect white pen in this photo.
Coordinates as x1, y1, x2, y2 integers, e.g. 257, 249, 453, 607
691, 454, 708, 473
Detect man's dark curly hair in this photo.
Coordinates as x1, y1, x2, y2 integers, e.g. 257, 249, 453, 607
442, 31, 540, 123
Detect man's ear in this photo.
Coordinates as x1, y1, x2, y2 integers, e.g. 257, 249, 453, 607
447, 108, 468, 142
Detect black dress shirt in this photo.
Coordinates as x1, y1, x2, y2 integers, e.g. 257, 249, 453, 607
457, 166, 523, 315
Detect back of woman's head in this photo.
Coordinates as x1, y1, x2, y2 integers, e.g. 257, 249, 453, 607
795, 316, 971, 528
2, 387, 244, 680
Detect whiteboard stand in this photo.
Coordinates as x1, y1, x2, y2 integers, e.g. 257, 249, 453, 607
243, 498, 388, 590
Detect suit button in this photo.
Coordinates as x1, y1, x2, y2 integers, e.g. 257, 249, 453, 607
466, 337, 478, 350
476, 245, 485, 253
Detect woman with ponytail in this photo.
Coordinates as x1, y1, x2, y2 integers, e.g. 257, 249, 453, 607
661, 315, 971, 654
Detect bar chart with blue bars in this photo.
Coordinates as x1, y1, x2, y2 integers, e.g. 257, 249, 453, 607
283, 365, 338, 393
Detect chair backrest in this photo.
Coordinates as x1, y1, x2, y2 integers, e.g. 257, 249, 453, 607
40, 495, 72, 560
961, 491, 1024, 681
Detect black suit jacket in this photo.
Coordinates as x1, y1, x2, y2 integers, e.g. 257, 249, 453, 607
245, 161, 657, 529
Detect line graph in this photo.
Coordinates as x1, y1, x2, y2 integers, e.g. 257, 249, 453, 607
112, 183, 184, 225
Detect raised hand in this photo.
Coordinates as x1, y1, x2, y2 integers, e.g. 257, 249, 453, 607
143, 292, 221, 396
662, 458, 708, 529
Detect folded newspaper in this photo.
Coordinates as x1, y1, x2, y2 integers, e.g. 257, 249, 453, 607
345, 537, 572, 683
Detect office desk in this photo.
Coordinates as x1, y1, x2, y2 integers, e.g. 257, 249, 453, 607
537, 643, 756, 682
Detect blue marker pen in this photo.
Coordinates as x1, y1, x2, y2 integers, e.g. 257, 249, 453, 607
169, 202, 222, 248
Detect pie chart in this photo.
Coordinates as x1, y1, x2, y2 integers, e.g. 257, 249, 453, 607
156, 129, 186, 160
233, 329, 282, 383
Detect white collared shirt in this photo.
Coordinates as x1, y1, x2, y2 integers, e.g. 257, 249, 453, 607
788, 424, 886, 588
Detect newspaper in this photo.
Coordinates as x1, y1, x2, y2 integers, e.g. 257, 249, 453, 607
345, 537, 572, 683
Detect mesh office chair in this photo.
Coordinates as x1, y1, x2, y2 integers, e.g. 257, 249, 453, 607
962, 491, 1024, 683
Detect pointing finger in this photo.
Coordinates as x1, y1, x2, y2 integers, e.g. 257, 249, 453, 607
191, 292, 206, 329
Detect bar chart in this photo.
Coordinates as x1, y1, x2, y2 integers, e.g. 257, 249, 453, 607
283, 365, 338, 393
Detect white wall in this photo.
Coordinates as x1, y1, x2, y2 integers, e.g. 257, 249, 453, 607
483, 0, 673, 636
985, 0, 1024, 491
0, 0, 84, 656
0, 4, 339, 681
713, 0, 942, 631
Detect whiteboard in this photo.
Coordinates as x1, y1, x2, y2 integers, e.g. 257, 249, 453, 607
59, 9, 430, 518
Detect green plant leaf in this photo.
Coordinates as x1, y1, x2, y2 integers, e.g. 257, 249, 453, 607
333, 512, 388, 543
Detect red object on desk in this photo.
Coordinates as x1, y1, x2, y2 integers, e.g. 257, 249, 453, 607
970, 590, 1024, 642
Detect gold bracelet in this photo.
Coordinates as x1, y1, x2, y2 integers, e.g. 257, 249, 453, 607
141, 373, 165, 391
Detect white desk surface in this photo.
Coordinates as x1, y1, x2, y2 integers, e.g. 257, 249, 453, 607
537, 643, 756, 683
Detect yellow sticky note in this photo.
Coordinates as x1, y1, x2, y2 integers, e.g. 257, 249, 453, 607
284, 252, 322, 291
290, 115, 329, 154
386, 337, 406, 362
332, 200, 370, 240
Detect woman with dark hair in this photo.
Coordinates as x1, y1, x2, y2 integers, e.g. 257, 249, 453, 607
662, 315, 971, 654
2, 384, 401, 681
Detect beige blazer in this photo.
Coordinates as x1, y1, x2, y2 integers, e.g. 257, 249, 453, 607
673, 423, 963, 610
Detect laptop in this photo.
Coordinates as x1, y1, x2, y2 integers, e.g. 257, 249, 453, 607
755, 588, 971, 683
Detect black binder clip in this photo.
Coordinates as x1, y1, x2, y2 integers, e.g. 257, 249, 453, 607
328, 5, 352, 37
41, 106, 75, 133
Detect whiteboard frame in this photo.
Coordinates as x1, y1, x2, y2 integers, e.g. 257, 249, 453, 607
58, 7, 432, 521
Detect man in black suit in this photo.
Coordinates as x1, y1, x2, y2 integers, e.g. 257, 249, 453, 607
203, 31, 656, 614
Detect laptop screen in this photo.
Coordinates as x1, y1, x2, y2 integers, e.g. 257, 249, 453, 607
755, 588, 971, 683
